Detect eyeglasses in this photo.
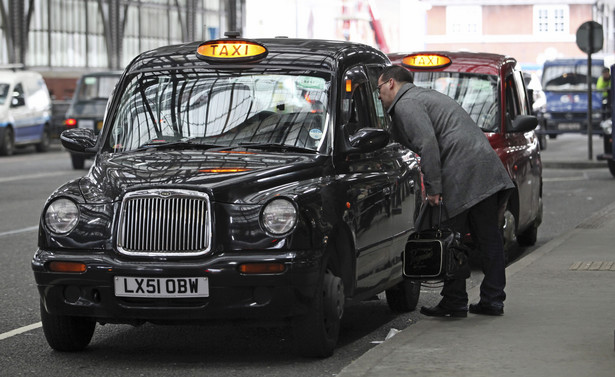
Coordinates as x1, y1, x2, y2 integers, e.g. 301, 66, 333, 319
376, 79, 389, 93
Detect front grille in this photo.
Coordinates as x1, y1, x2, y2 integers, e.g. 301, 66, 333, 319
117, 189, 211, 256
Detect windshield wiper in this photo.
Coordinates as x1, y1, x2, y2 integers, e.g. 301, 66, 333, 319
238, 142, 316, 153
135, 139, 224, 151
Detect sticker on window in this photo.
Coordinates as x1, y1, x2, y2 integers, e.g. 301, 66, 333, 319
309, 129, 323, 140
296, 76, 326, 90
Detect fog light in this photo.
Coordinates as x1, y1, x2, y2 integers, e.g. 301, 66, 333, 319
238, 263, 285, 274
49, 261, 86, 273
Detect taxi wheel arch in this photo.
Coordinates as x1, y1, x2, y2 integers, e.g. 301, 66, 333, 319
0, 126, 14, 156
40, 299, 96, 352
292, 231, 350, 358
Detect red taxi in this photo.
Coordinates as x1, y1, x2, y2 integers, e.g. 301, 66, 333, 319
388, 52, 543, 249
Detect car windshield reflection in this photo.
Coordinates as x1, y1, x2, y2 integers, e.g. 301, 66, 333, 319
108, 72, 330, 153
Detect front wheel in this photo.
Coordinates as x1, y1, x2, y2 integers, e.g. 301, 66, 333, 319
385, 279, 420, 312
35, 128, 50, 152
292, 270, 344, 358
70, 153, 85, 169
0, 127, 14, 156
40, 300, 95, 352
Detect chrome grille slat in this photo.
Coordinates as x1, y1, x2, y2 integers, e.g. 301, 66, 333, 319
117, 189, 212, 257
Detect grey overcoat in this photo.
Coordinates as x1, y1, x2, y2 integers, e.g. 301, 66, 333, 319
387, 83, 514, 218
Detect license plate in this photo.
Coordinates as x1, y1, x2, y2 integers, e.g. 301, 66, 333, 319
559, 122, 581, 130
114, 276, 209, 298
78, 119, 95, 130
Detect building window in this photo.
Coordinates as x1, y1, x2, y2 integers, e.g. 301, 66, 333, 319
534, 5, 569, 34
446, 6, 482, 35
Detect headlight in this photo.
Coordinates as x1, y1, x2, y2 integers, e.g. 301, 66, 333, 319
44, 198, 79, 234
260, 198, 297, 235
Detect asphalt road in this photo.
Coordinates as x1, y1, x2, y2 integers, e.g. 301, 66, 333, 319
0, 136, 613, 376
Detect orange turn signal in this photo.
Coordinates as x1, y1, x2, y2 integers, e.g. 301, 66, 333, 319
49, 261, 87, 273
238, 263, 286, 274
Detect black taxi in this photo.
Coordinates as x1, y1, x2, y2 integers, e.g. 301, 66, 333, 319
32, 34, 425, 358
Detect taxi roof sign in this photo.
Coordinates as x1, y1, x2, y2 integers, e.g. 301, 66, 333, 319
401, 53, 452, 70
197, 39, 268, 62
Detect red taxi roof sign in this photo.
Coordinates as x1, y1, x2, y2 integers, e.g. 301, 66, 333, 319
401, 53, 452, 70
197, 39, 268, 62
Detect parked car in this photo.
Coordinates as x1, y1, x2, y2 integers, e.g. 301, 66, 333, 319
0, 69, 52, 156
538, 58, 605, 137
33, 34, 426, 358
388, 51, 543, 250
64, 71, 122, 169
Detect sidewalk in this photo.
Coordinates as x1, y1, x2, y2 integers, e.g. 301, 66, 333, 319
337, 135, 615, 377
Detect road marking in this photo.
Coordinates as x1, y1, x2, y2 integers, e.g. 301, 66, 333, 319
0, 322, 42, 341
543, 176, 587, 182
0, 226, 38, 238
0, 172, 68, 183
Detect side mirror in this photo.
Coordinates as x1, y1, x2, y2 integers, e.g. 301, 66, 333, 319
510, 115, 538, 133
60, 128, 98, 155
343, 127, 389, 154
10, 96, 25, 107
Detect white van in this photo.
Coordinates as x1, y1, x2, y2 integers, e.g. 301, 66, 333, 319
0, 69, 52, 156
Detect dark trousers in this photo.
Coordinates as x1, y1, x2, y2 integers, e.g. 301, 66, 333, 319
440, 193, 506, 308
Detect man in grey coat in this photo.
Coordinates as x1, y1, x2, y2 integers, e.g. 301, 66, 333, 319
377, 65, 514, 317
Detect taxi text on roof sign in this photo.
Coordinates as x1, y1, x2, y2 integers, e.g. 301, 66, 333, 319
401, 53, 452, 70
197, 39, 268, 62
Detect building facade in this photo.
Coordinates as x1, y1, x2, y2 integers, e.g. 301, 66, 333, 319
0, 0, 245, 97
420, 0, 615, 70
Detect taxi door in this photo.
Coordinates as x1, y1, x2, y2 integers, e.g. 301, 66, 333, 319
340, 65, 412, 295
504, 71, 541, 227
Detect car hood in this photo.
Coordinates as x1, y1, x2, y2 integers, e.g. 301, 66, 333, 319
77, 150, 325, 204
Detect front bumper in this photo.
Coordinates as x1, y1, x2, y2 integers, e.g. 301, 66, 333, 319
32, 248, 321, 325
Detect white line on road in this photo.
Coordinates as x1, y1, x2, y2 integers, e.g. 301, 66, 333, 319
543, 176, 588, 182
0, 226, 38, 238
0, 322, 42, 341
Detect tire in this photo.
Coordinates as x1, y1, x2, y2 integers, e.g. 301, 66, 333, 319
292, 270, 344, 358
385, 279, 420, 313
35, 128, 50, 152
538, 135, 547, 150
517, 223, 538, 246
0, 127, 14, 156
71, 153, 85, 169
517, 195, 542, 247
40, 300, 95, 352
608, 160, 615, 178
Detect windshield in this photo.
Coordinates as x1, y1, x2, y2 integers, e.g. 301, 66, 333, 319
413, 72, 499, 132
107, 71, 330, 153
77, 75, 120, 101
0, 83, 9, 105
542, 63, 603, 91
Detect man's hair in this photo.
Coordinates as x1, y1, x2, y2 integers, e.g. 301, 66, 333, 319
380, 65, 414, 84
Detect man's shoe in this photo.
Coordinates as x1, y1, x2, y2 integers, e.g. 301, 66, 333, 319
420, 304, 467, 318
469, 302, 504, 316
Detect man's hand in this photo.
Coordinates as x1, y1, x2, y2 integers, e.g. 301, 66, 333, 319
427, 194, 442, 206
